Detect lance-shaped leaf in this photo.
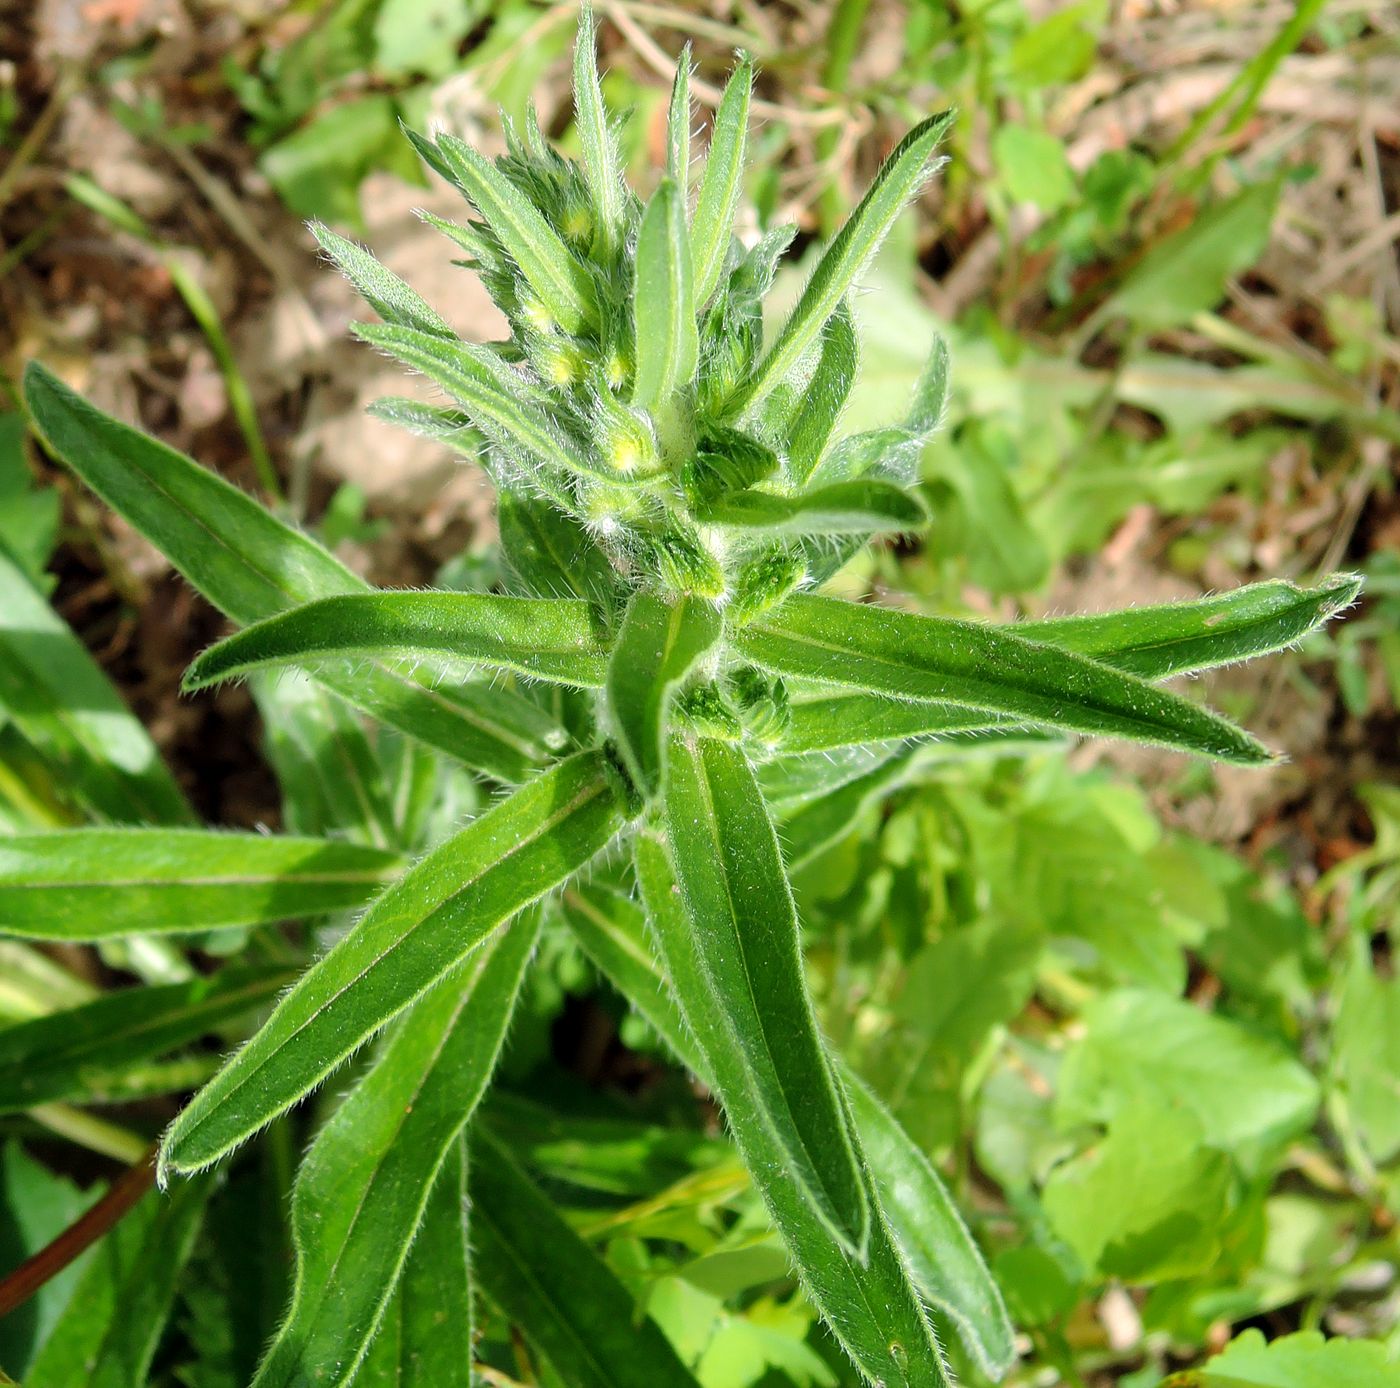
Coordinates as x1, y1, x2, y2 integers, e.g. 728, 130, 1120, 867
160, 751, 627, 1178
1019, 573, 1363, 679
560, 877, 1011, 1378
845, 1074, 1016, 1381
24, 364, 562, 781
185, 592, 610, 692
0, 965, 292, 1112
252, 915, 537, 1388
498, 492, 619, 601
631, 180, 698, 411
25, 1176, 211, 1388
736, 111, 954, 412
470, 1128, 702, 1388
0, 539, 192, 826
784, 695, 1014, 754
785, 301, 858, 483
0, 829, 402, 940
666, 44, 693, 190
354, 1136, 472, 1388
691, 57, 752, 305
635, 831, 951, 1388
415, 129, 597, 333
573, 5, 622, 245
311, 224, 453, 338
699, 478, 929, 537
367, 396, 481, 459
737, 593, 1271, 764
606, 592, 721, 799
355, 323, 607, 491
661, 736, 870, 1256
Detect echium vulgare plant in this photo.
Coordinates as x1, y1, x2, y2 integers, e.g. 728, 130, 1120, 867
9, 9, 1362, 1386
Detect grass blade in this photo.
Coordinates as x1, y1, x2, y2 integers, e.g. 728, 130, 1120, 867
661, 736, 870, 1255
690, 57, 752, 305
736, 111, 954, 412
605, 591, 721, 799
470, 1128, 702, 1388
738, 593, 1271, 763
159, 752, 626, 1178
252, 916, 538, 1388
0, 965, 293, 1112
0, 829, 402, 939
635, 830, 951, 1387
631, 179, 698, 411
700, 478, 929, 537
185, 592, 611, 691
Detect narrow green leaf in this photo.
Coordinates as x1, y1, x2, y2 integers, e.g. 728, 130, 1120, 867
355, 1136, 472, 1388
661, 736, 869, 1255
310, 223, 453, 338
426, 130, 596, 333
160, 751, 626, 1177
737, 111, 954, 412
354, 322, 607, 491
0, 829, 402, 940
1020, 573, 1363, 679
785, 301, 857, 483
573, 5, 622, 244
24, 364, 560, 780
498, 492, 619, 601
252, 915, 537, 1388
784, 695, 1013, 754
606, 592, 721, 799
690, 57, 752, 305
780, 747, 924, 871
905, 332, 951, 437
845, 1075, 1017, 1381
366, 397, 481, 459
0, 965, 292, 1112
25, 1177, 211, 1388
631, 180, 698, 410
470, 1128, 702, 1388
666, 45, 693, 190
738, 593, 1272, 763
635, 831, 950, 1387
699, 478, 929, 537
185, 591, 610, 692
0, 539, 192, 826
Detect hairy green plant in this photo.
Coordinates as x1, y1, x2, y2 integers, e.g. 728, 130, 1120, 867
9, 10, 1361, 1385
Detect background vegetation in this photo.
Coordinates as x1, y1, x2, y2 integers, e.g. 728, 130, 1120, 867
0, 1, 1397, 1384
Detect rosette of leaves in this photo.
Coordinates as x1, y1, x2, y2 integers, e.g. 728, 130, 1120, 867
11, 9, 1361, 1386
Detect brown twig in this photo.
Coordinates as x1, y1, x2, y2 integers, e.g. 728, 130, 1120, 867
0, 1144, 157, 1319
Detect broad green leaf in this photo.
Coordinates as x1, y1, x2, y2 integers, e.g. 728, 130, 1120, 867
992, 124, 1076, 211
737, 593, 1271, 764
498, 491, 619, 601
631, 180, 698, 411
469, 1128, 702, 1388
24, 365, 560, 781
661, 737, 869, 1255
666, 45, 693, 190
699, 479, 929, 537
1178, 1328, 1400, 1388
419, 129, 596, 333
845, 1075, 1016, 1381
737, 111, 954, 411
1330, 937, 1400, 1165
184, 592, 610, 691
355, 1136, 472, 1388
354, 322, 606, 493
1057, 989, 1319, 1168
252, 915, 537, 1387
572, 5, 622, 246
1020, 573, 1363, 678
0, 829, 401, 940
605, 592, 721, 799
785, 301, 858, 483
691, 57, 752, 305
635, 831, 950, 1388
160, 751, 626, 1177
0, 966, 292, 1112
310, 223, 453, 337
0, 538, 192, 826
25, 1177, 211, 1388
